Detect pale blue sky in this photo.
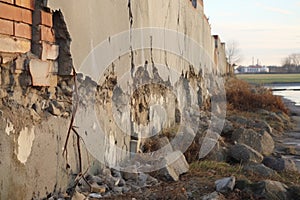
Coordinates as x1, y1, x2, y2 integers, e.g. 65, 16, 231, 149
204, 0, 300, 66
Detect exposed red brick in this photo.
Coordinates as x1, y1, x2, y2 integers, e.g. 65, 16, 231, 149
0, 18, 13, 35
40, 25, 55, 43
41, 10, 52, 27
0, 0, 14, 4
20, 7, 32, 24
15, 0, 34, 10
14, 22, 31, 39
0, 3, 32, 24
0, 2, 19, 21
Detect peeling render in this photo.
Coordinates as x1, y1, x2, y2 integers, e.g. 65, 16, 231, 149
16, 127, 35, 164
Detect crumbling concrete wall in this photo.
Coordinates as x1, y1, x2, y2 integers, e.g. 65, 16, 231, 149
47, 0, 228, 170
0, 0, 228, 199
49, 0, 227, 75
213, 35, 229, 75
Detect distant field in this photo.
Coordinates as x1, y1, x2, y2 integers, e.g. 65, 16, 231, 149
236, 74, 300, 84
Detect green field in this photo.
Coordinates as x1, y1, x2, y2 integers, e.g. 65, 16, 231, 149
236, 74, 300, 84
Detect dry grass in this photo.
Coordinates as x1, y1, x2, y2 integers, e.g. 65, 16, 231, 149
226, 78, 289, 114
190, 161, 300, 186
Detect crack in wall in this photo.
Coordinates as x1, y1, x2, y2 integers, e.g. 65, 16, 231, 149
128, 0, 133, 27
150, 36, 154, 66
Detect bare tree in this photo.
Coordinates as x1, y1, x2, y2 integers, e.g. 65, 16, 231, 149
290, 53, 300, 66
282, 56, 292, 66
282, 53, 300, 66
226, 40, 242, 65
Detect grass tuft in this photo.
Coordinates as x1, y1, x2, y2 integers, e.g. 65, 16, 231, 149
189, 161, 300, 186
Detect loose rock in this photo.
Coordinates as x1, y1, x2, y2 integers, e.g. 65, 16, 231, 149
243, 163, 277, 177
250, 180, 288, 200
229, 143, 263, 163
215, 176, 236, 193
263, 156, 298, 172
253, 120, 273, 134
232, 128, 274, 155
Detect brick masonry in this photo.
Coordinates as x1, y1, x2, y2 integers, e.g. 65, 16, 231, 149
41, 10, 52, 27
0, 0, 13, 4
15, 0, 34, 10
0, 19, 14, 35
19, 6, 32, 24
0, 0, 60, 87
14, 22, 31, 39
40, 25, 55, 43
0, 2, 32, 24
0, 0, 56, 50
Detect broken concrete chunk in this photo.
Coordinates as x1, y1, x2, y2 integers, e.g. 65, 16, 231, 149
112, 186, 123, 194
88, 193, 102, 199
29, 59, 57, 86
111, 168, 122, 178
121, 171, 138, 181
215, 176, 236, 193
47, 100, 63, 116
90, 183, 106, 193
30, 108, 41, 122
103, 175, 121, 189
60, 81, 73, 96
101, 168, 112, 177
88, 175, 104, 185
121, 166, 138, 181
41, 41, 59, 61
161, 166, 178, 181
15, 55, 26, 71
159, 150, 189, 181
122, 186, 131, 193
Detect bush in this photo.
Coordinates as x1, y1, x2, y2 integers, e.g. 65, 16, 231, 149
226, 78, 288, 114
